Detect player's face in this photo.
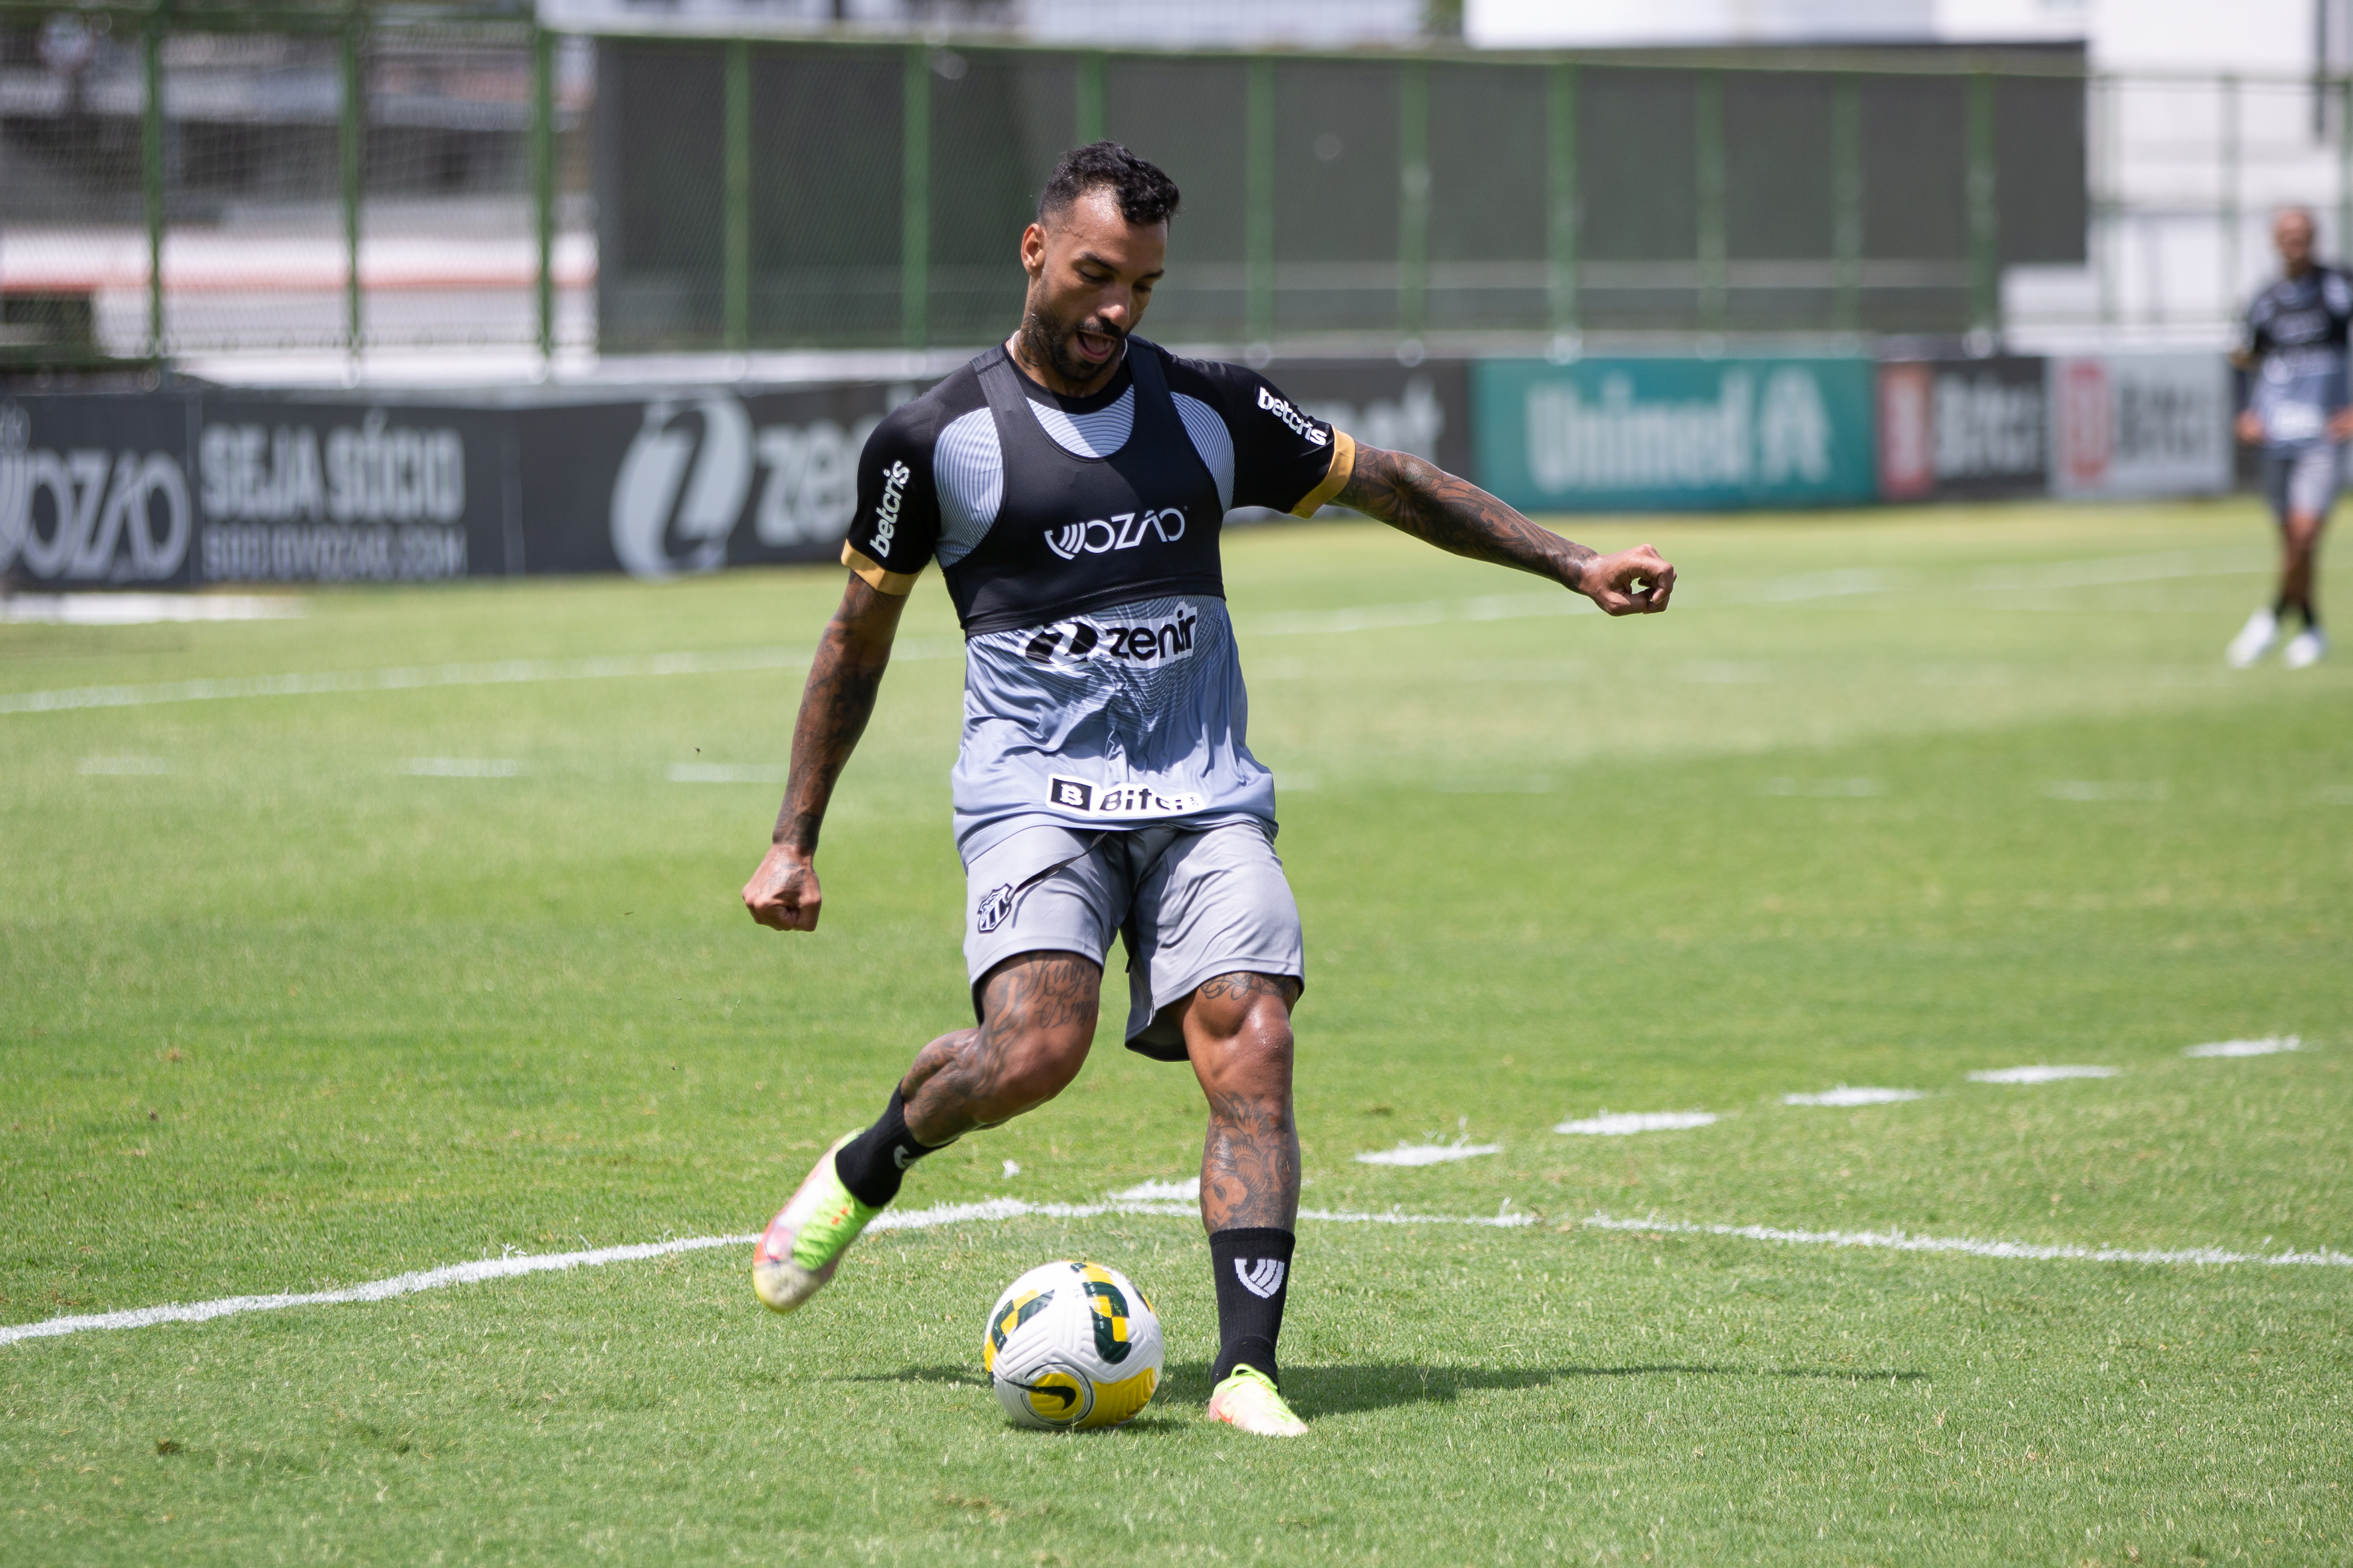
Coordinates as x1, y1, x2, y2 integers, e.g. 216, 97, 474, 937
1018, 189, 1168, 389
2276, 211, 2315, 272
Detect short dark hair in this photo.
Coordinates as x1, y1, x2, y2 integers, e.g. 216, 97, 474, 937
1037, 142, 1182, 229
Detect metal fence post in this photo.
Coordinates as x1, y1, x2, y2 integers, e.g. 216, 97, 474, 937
724, 39, 751, 352
2096, 73, 2116, 326
903, 46, 929, 351
2341, 75, 2352, 263
142, 2, 165, 358
1967, 69, 1998, 340
340, 8, 364, 362
1831, 73, 1861, 334
1696, 68, 1725, 334
532, 25, 555, 363
1399, 59, 1428, 343
2220, 74, 2240, 322
1246, 56, 1274, 347
1077, 51, 1104, 145
1546, 62, 1578, 345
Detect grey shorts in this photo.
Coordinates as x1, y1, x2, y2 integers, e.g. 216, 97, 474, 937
2264, 442, 2341, 522
962, 819, 1305, 1060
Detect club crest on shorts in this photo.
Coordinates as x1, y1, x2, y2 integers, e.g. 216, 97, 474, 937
975, 882, 1018, 933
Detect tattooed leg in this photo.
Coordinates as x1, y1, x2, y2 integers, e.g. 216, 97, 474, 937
899, 950, 1102, 1147
1179, 972, 1302, 1232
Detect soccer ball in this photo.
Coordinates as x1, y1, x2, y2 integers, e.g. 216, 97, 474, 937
982, 1260, 1164, 1431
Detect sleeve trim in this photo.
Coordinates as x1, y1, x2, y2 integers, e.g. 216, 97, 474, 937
1289, 429, 1356, 518
842, 543, 920, 595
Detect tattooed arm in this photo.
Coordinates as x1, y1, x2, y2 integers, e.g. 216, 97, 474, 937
741, 574, 910, 932
1333, 443, 1676, 616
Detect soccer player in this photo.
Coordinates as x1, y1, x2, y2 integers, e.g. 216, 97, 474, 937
2228, 205, 2350, 669
741, 143, 1674, 1437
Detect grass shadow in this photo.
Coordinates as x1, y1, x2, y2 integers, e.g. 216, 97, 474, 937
839, 1361, 1926, 1420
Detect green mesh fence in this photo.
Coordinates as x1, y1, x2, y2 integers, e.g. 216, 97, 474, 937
592, 39, 2089, 354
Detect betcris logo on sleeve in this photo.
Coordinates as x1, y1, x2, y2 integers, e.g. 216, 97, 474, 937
870, 459, 911, 555
1256, 386, 1329, 448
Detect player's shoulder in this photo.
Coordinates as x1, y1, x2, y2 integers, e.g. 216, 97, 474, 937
1150, 343, 1322, 438
869, 362, 989, 455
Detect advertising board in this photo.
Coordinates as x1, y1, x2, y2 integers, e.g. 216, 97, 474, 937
2046, 352, 2232, 499
1471, 357, 1878, 514
1876, 357, 2048, 501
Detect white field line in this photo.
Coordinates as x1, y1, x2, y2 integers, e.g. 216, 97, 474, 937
0, 593, 305, 625
1355, 1142, 1503, 1166
0, 1197, 1529, 1350
0, 640, 962, 718
1, 546, 2258, 719
1969, 1065, 2120, 1084
1582, 1212, 2353, 1268
2185, 1035, 2301, 1058
1783, 1087, 1926, 1107
1555, 1111, 1719, 1135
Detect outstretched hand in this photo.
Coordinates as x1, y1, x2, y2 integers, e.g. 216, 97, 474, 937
743, 843, 822, 932
1576, 545, 1676, 616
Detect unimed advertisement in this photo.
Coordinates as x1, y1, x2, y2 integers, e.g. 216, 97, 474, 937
1471, 357, 1878, 513
2047, 352, 2232, 499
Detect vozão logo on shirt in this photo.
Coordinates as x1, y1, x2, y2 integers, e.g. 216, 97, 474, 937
1042, 507, 1186, 561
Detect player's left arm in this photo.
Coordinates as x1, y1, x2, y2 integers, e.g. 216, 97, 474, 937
1335, 444, 1675, 617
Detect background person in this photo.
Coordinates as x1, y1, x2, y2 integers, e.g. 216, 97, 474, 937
2229, 205, 2351, 669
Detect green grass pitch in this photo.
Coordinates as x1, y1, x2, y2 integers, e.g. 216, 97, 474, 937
3, 499, 2349, 1564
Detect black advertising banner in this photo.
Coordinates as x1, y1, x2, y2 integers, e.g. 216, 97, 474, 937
2, 394, 200, 588
191, 395, 513, 584
1876, 355, 2049, 501
513, 381, 904, 578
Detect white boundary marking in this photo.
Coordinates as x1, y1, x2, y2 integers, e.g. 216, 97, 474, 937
1582, 1212, 2353, 1268
1783, 1087, 1926, 1107
1968, 1065, 2120, 1084
0, 1198, 1528, 1349
1555, 1111, 1718, 1135
10, 1190, 2348, 1351
2185, 1035, 2300, 1058
1355, 1142, 1503, 1166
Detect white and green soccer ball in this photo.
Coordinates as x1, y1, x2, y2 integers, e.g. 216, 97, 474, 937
982, 1259, 1164, 1431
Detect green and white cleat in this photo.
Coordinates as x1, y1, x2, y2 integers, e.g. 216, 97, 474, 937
752, 1132, 881, 1314
1207, 1364, 1308, 1437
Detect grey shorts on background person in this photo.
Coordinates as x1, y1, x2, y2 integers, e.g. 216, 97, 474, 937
2264, 442, 2342, 522
962, 819, 1305, 1060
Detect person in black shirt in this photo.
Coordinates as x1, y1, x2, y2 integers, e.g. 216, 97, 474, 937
740, 143, 1677, 1436
2229, 205, 2350, 668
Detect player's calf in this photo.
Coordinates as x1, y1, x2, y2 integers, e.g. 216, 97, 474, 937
752, 952, 1100, 1315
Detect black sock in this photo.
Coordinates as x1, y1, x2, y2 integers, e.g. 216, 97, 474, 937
1208, 1226, 1296, 1386
831, 1087, 946, 1208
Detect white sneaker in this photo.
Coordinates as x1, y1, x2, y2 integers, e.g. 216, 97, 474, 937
2284, 627, 2329, 669
2226, 608, 2279, 667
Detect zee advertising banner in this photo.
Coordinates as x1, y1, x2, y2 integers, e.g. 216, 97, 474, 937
1471, 357, 1878, 513
512, 383, 900, 578
2047, 352, 2232, 499
1876, 357, 2048, 501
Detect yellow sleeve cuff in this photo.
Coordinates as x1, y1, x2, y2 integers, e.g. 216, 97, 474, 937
842, 543, 920, 595
1289, 430, 1356, 518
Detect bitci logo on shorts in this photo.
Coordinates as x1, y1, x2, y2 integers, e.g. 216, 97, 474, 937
1047, 776, 1208, 818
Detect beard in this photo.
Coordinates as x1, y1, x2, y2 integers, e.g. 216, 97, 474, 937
1017, 294, 1124, 386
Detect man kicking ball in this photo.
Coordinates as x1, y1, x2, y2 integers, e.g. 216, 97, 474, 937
741, 143, 1675, 1436
2229, 204, 2349, 669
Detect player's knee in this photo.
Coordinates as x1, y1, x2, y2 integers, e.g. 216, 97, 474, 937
1191, 988, 1294, 1098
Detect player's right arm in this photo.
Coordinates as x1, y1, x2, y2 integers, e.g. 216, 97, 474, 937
744, 399, 941, 933
742, 575, 910, 931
